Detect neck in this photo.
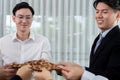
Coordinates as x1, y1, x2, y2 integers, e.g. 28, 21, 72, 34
17, 31, 30, 41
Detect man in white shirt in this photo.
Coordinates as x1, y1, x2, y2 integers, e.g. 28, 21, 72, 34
0, 2, 51, 80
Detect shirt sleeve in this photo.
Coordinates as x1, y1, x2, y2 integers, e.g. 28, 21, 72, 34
81, 70, 108, 80
40, 38, 52, 61
11, 75, 22, 80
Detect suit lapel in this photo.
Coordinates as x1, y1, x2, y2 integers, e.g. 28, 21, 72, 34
90, 35, 99, 64
90, 35, 99, 56
92, 37, 106, 60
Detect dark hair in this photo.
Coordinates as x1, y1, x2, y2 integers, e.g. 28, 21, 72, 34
93, 0, 120, 11
12, 2, 34, 16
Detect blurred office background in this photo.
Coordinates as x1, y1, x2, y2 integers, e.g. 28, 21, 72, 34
0, 0, 104, 79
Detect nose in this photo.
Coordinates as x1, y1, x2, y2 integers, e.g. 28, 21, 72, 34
22, 18, 27, 23
96, 12, 103, 18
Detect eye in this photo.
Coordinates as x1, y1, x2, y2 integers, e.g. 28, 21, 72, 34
96, 11, 99, 14
103, 11, 108, 14
26, 17, 32, 19
95, 10, 99, 14
18, 16, 24, 19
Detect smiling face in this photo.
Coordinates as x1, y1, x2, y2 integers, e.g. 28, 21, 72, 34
12, 8, 33, 33
95, 2, 119, 32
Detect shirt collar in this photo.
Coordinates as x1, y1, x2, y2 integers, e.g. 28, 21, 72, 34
100, 25, 117, 38
12, 32, 35, 41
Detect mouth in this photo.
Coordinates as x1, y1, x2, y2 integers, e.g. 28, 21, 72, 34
97, 20, 104, 24
21, 25, 27, 28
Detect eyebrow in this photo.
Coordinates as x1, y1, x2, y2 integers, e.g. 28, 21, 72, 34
96, 8, 109, 11
16, 14, 32, 17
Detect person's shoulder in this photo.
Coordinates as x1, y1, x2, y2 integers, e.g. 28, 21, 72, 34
117, 26, 120, 35
33, 33, 49, 41
34, 33, 47, 38
0, 33, 14, 40
113, 27, 120, 42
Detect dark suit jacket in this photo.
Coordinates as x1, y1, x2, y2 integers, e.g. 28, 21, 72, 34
86, 25, 120, 80
11, 75, 22, 80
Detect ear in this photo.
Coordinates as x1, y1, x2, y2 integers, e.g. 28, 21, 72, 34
117, 11, 120, 18
12, 15, 16, 22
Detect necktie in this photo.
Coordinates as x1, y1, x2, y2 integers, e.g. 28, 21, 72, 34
94, 34, 103, 53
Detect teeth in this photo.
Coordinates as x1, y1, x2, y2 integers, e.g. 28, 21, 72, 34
98, 20, 103, 23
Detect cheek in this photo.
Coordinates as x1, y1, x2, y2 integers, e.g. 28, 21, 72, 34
28, 21, 32, 26
95, 15, 97, 19
105, 17, 114, 24
103, 14, 115, 21
14, 19, 21, 24
102, 16, 110, 23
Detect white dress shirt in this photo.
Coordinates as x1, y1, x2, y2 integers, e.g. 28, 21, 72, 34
81, 70, 108, 80
0, 32, 51, 66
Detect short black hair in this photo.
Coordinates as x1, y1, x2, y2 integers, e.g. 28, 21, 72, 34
12, 2, 34, 16
93, 0, 120, 11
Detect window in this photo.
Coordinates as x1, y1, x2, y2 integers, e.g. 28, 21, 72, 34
0, 0, 101, 80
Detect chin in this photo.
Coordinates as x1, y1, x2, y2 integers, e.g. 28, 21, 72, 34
20, 30, 26, 33
98, 26, 104, 29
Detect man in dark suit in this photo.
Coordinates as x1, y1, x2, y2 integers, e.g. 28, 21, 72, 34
57, 0, 120, 80
86, 0, 120, 80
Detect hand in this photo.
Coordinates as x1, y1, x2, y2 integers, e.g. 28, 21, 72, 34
0, 64, 17, 80
16, 65, 32, 80
57, 62, 84, 80
33, 68, 53, 80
